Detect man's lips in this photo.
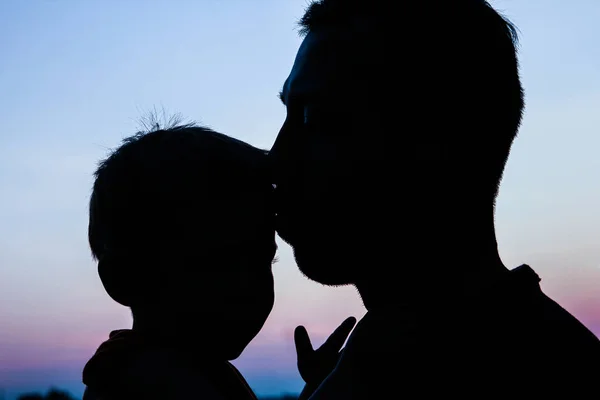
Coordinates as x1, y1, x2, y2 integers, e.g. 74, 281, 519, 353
274, 212, 299, 245
274, 213, 291, 241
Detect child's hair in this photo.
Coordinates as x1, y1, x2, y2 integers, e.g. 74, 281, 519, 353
88, 121, 271, 306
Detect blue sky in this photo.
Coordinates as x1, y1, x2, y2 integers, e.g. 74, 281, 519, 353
0, 1, 599, 398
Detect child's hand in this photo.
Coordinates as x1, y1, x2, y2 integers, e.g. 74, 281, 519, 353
294, 316, 357, 387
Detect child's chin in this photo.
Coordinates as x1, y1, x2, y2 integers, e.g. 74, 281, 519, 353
223, 342, 249, 361
225, 351, 243, 361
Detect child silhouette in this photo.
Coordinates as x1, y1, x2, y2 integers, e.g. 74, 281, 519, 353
82, 122, 355, 400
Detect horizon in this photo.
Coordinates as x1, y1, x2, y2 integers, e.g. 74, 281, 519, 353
1, 1, 600, 399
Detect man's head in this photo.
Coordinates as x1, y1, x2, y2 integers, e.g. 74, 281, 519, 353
271, 0, 524, 286
89, 122, 276, 359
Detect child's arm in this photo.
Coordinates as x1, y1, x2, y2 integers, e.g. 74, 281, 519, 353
294, 317, 357, 400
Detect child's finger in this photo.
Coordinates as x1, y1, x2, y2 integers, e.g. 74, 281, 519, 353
294, 325, 314, 357
321, 316, 357, 353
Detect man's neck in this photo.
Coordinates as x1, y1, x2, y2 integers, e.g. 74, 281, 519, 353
356, 218, 508, 312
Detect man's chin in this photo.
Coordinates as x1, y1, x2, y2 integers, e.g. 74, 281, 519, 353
293, 246, 355, 286
276, 215, 357, 284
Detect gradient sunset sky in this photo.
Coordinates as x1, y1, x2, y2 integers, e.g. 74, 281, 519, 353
1, 0, 600, 398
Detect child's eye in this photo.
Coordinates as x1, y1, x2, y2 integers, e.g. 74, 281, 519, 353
272, 255, 279, 265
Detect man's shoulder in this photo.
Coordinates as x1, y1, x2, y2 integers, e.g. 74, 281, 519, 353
313, 266, 600, 396
489, 265, 599, 349
341, 265, 600, 350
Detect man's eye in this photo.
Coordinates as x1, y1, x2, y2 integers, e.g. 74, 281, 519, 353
286, 104, 304, 124
303, 106, 320, 127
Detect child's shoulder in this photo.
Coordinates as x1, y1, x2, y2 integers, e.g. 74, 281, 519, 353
83, 330, 229, 399
209, 362, 258, 400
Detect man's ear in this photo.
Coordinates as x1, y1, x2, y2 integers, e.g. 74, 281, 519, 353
413, 138, 449, 163
98, 253, 133, 307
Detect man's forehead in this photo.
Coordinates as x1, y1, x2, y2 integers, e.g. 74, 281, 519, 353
282, 30, 349, 104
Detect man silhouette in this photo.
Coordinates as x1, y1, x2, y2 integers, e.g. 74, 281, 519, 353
271, 0, 600, 397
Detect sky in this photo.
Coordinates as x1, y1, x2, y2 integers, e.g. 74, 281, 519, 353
0, 0, 599, 398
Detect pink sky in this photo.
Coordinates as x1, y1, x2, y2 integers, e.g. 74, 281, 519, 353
1, 246, 599, 397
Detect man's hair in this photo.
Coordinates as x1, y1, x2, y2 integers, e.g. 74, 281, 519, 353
298, 0, 525, 200
88, 122, 270, 262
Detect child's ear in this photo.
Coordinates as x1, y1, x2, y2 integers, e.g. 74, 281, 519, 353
98, 252, 134, 307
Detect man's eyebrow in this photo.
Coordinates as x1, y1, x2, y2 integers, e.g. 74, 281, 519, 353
278, 88, 286, 105
278, 79, 289, 105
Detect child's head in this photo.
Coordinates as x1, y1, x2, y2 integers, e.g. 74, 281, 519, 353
88, 122, 276, 359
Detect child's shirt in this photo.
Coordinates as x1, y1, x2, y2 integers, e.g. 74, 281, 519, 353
82, 329, 258, 400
